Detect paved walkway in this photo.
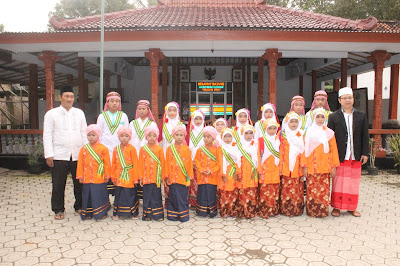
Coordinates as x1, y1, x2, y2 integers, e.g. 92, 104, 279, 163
0, 168, 399, 265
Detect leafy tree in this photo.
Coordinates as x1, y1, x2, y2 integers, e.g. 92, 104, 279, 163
49, 0, 134, 20
328, 0, 400, 20
266, 0, 291, 7
0, 24, 4, 33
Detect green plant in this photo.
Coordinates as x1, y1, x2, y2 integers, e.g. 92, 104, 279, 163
369, 138, 376, 168
27, 140, 44, 167
388, 134, 400, 167
19, 138, 26, 144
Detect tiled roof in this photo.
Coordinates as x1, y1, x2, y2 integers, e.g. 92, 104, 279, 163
49, 1, 383, 33
374, 21, 400, 33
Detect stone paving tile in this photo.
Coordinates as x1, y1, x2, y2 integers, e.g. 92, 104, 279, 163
0, 169, 400, 265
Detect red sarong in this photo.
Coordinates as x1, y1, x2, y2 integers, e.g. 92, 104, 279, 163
258, 183, 280, 219
331, 160, 361, 211
280, 176, 304, 217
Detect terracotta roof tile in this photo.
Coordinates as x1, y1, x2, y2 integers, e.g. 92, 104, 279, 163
49, 2, 387, 33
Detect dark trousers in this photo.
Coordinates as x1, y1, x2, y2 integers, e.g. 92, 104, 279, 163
51, 160, 82, 213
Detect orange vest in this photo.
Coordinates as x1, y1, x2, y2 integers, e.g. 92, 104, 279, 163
111, 144, 138, 188
77, 143, 111, 184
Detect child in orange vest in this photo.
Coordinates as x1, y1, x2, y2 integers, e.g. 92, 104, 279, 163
237, 124, 258, 219
218, 128, 241, 217
165, 125, 194, 222
138, 125, 166, 221
258, 119, 281, 218
280, 112, 306, 217
111, 127, 139, 220
303, 108, 340, 218
76, 124, 111, 220
194, 126, 221, 218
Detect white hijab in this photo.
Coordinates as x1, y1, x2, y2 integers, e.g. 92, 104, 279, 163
220, 129, 242, 174
284, 114, 304, 172
240, 125, 258, 166
189, 110, 205, 149
261, 128, 280, 166
305, 108, 334, 157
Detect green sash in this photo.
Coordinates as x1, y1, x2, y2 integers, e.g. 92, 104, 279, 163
236, 142, 258, 180
170, 144, 190, 186
85, 144, 104, 176
282, 131, 287, 140
102, 111, 123, 134
200, 146, 217, 162
221, 148, 236, 177
232, 127, 241, 143
132, 119, 153, 141
143, 144, 162, 187
163, 122, 183, 143
116, 145, 133, 181
190, 130, 203, 147
259, 125, 280, 158
300, 115, 306, 130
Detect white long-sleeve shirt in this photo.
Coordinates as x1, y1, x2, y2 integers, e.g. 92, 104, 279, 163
97, 111, 129, 159
129, 117, 157, 156
43, 106, 87, 161
342, 109, 355, 160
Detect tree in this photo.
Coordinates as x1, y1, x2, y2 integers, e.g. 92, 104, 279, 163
0, 24, 4, 33
49, 0, 134, 20
328, 0, 400, 20
266, 0, 291, 7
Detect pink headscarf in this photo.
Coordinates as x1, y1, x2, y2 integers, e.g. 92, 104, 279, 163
203, 126, 219, 147
103, 91, 121, 111
86, 124, 102, 138
117, 127, 132, 140
135, 100, 155, 121
311, 90, 330, 111
290, 95, 305, 115
172, 124, 187, 137
144, 125, 160, 144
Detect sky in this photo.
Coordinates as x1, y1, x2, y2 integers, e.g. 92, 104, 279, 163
0, 0, 148, 32
0, 0, 60, 32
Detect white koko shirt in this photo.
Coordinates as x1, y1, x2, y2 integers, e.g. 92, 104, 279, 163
129, 117, 157, 156
43, 106, 87, 161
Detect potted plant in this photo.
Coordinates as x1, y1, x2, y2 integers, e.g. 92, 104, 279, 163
368, 138, 378, 175
27, 140, 44, 174
387, 134, 400, 174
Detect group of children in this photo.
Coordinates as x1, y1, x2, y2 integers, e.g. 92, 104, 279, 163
76, 91, 340, 222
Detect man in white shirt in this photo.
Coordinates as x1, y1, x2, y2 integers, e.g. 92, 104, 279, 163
43, 86, 87, 220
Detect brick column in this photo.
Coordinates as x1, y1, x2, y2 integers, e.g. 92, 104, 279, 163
333, 78, 340, 92
246, 58, 251, 110
368, 50, 391, 149
145, 48, 165, 124
67, 74, 73, 86
262, 49, 282, 107
351, 74, 358, 89
162, 56, 168, 108
389, 64, 399, 120
29, 64, 39, 129
38, 51, 60, 111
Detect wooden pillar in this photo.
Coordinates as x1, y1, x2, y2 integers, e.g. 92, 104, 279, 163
84, 79, 89, 103
38, 51, 60, 111
145, 48, 164, 124
312, 70, 317, 97
257, 57, 264, 118
389, 64, 399, 120
299, 75, 304, 96
351, 74, 358, 89
333, 78, 340, 92
67, 74, 73, 86
341, 58, 348, 88
29, 64, 39, 129
246, 58, 251, 110
78, 57, 85, 110
368, 50, 392, 149
262, 49, 282, 107
162, 56, 168, 108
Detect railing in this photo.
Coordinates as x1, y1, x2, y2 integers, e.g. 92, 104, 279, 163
0, 130, 43, 155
